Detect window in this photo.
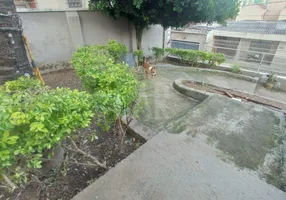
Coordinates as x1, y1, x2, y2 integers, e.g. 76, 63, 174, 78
214, 36, 240, 58
171, 40, 199, 50
67, 0, 82, 8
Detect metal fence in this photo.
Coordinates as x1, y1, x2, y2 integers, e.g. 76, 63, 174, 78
203, 44, 286, 75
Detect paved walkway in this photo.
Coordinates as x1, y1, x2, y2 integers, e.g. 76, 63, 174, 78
73, 65, 286, 200
155, 64, 286, 103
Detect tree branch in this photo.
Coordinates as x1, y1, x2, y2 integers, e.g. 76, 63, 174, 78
2, 173, 16, 190
118, 117, 126, 152
66, 137, 107, 169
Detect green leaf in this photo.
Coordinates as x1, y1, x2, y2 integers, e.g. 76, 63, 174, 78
3, 131, 9, 139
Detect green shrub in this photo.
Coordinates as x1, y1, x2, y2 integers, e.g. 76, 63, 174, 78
152, 47, 165, 62
134, 50, 144, 65
134, 50, 144, 60
0, 77, 94, 186
3, 76, 42, 91
107, 40, 128, 62
72, 43, 140, 130
197, 51, 208, 63
187, 50, 200, 66
231, 64, 241, 73
166, 48, 226, 68
267, 73, 278, 83
213, 53, 226, 66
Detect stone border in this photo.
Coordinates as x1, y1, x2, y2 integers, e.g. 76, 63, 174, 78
126, 119, 156, 141
173, 79, 212, 101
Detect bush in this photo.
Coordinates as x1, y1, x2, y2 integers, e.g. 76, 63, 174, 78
231, 64, 241, 73
134, 50, 144, 60
3, 76, 42, 91
166, 48, 226, 68
107, 40, 128, 62
72, 42, 140, 146
134, 50, 144, 65
207, 53, 226, 67
0, 77, 94, 187
152, 47, 165, 62
197, 51, 208, 63
267, 73, 278, 83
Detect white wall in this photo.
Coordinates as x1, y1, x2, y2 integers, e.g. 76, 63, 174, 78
20, 12, 74, 65
79, 11, 130, 48
19, 11, 164, 67
142, 25, 165, 56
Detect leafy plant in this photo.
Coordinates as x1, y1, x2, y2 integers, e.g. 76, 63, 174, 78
204, 53, 226, 67
134, 50, 144, 66
166, 48, 226, 68
134, 50, 144, 60
0, 77, 95, 188
267, 73, 278, 83
213, 53, 226, 66
197, 51, 208, 63
152, 47, 165, 63
231, 64, 241, 74
107, 40, 128, 62
72, 41, 140, 149
3, 76, 42, 91
187, 50, 200, 66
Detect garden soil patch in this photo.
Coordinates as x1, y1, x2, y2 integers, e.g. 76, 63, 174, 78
1, 70, 143, 200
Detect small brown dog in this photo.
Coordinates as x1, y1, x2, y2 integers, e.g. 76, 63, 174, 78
143, 57, 156, 81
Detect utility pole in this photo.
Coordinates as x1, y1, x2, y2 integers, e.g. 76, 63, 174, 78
0, 0, 32, 84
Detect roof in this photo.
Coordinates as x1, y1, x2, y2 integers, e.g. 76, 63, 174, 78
184, 26, 214, 35
215, 20, 286, 35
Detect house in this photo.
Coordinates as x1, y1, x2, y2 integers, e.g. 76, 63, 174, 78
170, 0, 286, 73
237, 0, 286, 21
211, 20, 286, 70
171, 26, 213, 50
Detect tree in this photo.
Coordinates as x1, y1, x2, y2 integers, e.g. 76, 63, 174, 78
0, 0, 32, 84
90, 0, 240, 50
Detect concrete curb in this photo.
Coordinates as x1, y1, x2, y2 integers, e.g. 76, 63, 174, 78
127, 119, 157, 141
174, 79, 286, 110
173, 79, 211, 101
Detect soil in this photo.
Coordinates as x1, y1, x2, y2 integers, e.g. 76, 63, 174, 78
42, 69, 82, 90
1, 70, 144, 200
183, 80, 286, 111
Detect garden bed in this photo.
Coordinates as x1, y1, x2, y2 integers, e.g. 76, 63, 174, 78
1, 69, 144, 200
182, 80, 286, 110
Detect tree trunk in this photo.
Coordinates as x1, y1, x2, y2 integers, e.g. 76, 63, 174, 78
0, 0, 32, 85
135, 25, 144, 50
162, 27, 166, 49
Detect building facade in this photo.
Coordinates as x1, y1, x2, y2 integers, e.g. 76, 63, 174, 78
14, 0, 89, 11
237, 0, 286, 21
169, 0, 286, 73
